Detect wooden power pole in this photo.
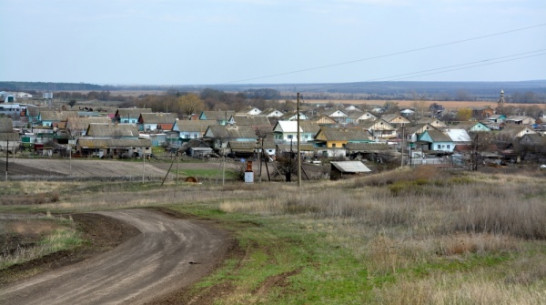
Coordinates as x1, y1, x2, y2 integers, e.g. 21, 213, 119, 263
297, 92, 301, 188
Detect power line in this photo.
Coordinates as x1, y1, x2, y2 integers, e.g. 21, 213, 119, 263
367, 49, 546, 81
226, 23, 546, 83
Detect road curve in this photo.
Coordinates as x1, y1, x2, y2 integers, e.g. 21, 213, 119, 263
0, 209, 230, 305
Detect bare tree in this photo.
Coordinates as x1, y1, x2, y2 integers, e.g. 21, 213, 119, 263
469, 132, 494, 171
177, 94, 205, 118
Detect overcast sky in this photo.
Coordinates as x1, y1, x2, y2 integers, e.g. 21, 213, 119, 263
1, 0, 545, 85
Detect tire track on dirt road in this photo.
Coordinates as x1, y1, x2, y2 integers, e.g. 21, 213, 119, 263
0, 209, 230, 305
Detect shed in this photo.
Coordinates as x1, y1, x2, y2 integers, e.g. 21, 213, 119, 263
190, 147, 213, 158
330, 161, 371, 180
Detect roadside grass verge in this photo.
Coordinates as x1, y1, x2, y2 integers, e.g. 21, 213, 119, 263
0, 215, 83, 270
164, 168, 545, 304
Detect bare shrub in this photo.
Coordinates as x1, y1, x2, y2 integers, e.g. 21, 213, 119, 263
435, 233, 520, 256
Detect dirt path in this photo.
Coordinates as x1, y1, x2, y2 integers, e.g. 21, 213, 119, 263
0, 209, 230, 305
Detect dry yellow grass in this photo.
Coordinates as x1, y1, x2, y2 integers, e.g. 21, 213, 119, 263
374, 272, 546, 305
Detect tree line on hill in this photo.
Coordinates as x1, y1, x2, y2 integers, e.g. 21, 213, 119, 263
3, 81, 545, 103
123, 89, 294, 119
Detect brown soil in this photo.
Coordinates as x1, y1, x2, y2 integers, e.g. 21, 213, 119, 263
0, 162, 65, 176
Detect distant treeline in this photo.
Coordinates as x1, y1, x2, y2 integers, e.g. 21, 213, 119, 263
2, 80, 545, 103
0, 81, 112, 92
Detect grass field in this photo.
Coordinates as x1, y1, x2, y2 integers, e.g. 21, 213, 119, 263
1, 166, 545, 304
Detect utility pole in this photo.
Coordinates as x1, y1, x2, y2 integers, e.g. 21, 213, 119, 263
222, 146, 225, 186
259, 137, 264, 183
400, 126, 405, 167
297, 92, 301, 188
142, 150, 145, 183
5, 139, 8, 181
68, 144, 72, 176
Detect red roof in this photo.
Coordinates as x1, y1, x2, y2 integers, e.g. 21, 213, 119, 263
158, 123, 174, 130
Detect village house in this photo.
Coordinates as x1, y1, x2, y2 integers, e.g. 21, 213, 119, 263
455, 121, 491, 132
519, 133, 546, 146
66, 117, 112, 137
38, 110, 79, 127
199, 111, 235, 125
138, 113, 177, 132
236, 106, 262, 116
77, 138, 152, 158
273, 120, 320, 144
172, 119, 216, 142
0, 117, 20, 152
280, 111, 309, 121
405, 124, 435, 147
359, 119, 397, 141
486, 114, 506, 124
344, 105, 361, 112
472, 106, 495, 120
346, 111, 377, 124
115, 108, 152, 124
400, 109, 415, 117
261, 108, 284, 118
25, 106, 41, 125
203, 125, 257, 151
328, 109, 348, 119
314, 115, 336, 126
228, 115, 272, 136
444, 129, 472, 146
417, 129, 455, 152
77, 123, 151, 158
381, 114, 411, 127
416, 117, 447, 129
505, 115, 535, 125
498, 125, 537, 139
315, 127, 373, 158
345, 142, 393, 161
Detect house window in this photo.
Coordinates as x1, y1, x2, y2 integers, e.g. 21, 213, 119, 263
447, 145, 450, 149
332, 143, 336, 148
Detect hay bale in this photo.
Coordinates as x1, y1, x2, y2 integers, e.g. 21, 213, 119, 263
185, 176, 198, 183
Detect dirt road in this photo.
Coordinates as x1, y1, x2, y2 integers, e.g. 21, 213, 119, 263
0, 209, 230, 305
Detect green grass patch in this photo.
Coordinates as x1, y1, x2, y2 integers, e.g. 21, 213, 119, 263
167, 204, 373, 304
174, 168, 239, 180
